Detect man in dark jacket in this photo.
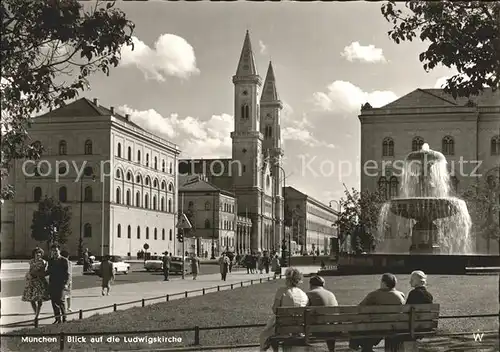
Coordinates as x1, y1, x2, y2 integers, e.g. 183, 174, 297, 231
162, 252, 171, 281
46, 244, 70, 323
406, 271, 433, 304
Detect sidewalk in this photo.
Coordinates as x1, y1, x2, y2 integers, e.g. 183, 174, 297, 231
1, 266, 320, 332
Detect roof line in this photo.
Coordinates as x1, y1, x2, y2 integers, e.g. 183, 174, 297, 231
418, 88, 458, 106
82, 97, 105, 115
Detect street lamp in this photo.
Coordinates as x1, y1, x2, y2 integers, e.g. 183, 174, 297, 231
78, 167, 95, 259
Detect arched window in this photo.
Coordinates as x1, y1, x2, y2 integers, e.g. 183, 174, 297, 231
162, 160, 165, 172
265, 126, 272, 138
153, 195, 157, 210
137, 226, 141, 239
154, 157, 158, 170
168, 199, 172, 213
137, 150, 141, 163
136, 191, 141, 207
126, 190, 131, 205
84, 223, 92, 237
59, 186, 67, 202
451, 176, 459, 192
205, 201, 211, 210
442, 136, 455, 155
153, 179, 158, 188
382, 138, 394, 157
412, 137, 424, 152
169, 229, 173, 241
154, 228, 158, 240
169, 163, 173, 174
161, 197, 165, 211
378, 177, 388, 200
59, 140, 67, 155
34, 187, 42, 202
491, 135, 500, 155
127, 147, 132, 161
117, 143, 121, 157
205, 219, 210, 229
84, 186, 92, 202
389, 177, 399, 198
127, 225, 131, 238
116, 187, 121, 204
146, 227, 150, 240
168, 183, 173, 192
161, 181, 166, 190
146, 153, 149, 167
144, 194, 149, 209
145, 177, 150, 186
126, 171, 132, 181
162, 229, 165, 240
84, 140, 93, 155
117, 224, 121, 238
116, 170, 121, 179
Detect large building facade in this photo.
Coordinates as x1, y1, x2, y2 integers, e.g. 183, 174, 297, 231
284, 187, 339, 255
2, 98, 180, 257
359, 88, 500, 254
179, 31, 285, 253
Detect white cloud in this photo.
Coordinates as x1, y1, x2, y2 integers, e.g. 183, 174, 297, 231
312, 80, 398, 112
341, 42, 386, 63
434, 76, 451, 88
258, 40, 267, 55
120, 34, 199, 81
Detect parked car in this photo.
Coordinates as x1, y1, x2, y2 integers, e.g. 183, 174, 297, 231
92, 255, 130, 275
170, 256, 191, 274
144, 256, 163, 271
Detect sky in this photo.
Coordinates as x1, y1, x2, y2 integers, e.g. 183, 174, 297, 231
82, 1, 455, 204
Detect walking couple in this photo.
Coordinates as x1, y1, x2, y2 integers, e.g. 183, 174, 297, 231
22, 244, 71, 324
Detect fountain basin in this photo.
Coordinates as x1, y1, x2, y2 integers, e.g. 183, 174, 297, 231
405, 149, 446, 163
390, 197, 460, 220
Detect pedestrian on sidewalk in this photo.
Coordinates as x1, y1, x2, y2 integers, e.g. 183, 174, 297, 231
46, 244, 70, 324
82, 248, 90, 273
162, 252, 171, 281
22, 247, 50, 322
258, 252, 265, 274
190, 254, 200, 280
100, 255, 115, 296
271, 254, 280, 279
60, 250, 73, 312
219, 253, 230, 281
227, 251, 235, 273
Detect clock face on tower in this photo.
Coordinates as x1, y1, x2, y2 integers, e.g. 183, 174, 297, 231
241, 88, 248, 96
266, 113, 272, 119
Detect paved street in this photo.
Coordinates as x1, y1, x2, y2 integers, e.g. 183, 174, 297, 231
0, 262, 235, 297
0, 266, 320, 331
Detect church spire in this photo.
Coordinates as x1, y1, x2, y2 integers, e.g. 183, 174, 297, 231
261, 61, 280, 103
235, 30, 258, 76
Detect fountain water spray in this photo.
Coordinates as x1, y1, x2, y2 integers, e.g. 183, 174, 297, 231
378, 143, 472, 254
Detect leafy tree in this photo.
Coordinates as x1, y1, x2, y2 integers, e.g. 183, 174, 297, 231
335, 187, 387, 253
284, 204, 303, 245
381, 1, 500, 98
31, 196, 72, 250
461, 178, 500, 253
1, 0, 134, 200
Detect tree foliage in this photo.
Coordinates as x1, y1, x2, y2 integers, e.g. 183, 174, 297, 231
1, 0, 134, 199
335, 187, 387, 253
31, 196, 72, 249
461, 178, 500, 250
381, 1, 500, 98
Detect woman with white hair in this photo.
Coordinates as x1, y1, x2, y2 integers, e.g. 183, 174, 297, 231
406, 270, 433, 304
260, 267, 309, 351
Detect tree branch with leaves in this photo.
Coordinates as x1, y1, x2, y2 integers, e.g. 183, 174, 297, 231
381, 1, 500, 99
1, 0, 134, 200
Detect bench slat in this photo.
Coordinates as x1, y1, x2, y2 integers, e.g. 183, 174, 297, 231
276, 304, 439, 316
276, 320, 438, 334
277, 311, 438, 326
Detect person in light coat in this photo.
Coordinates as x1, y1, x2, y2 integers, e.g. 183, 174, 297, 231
190, 254, 200, 280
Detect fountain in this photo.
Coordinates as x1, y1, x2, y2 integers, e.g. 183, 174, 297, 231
384, 143, 472, 254
323, 143, 499, 276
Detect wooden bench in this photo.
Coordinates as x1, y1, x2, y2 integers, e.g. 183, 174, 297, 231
271, 304, 440, 351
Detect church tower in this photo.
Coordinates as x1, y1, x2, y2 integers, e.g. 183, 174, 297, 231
231, 31, 265, 252
260, 62, 284, 251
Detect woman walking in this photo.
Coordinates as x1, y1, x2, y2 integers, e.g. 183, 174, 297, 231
22, 247, 50, 321
60, 250, 72, 312
190, 254, 200, 280
271, 254, 281, 279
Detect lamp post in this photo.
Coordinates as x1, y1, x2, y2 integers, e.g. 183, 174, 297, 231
100, 172, 106, 257
211, 192, 216, 259
78, 167, 95, 259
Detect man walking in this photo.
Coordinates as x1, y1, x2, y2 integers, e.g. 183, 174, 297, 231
82, 248, 90, 273
307, 275, 338, 351
162, 252, 171, 281
100, 255, 115, 296
46, 244, 70, 324
219, 253, 230, 281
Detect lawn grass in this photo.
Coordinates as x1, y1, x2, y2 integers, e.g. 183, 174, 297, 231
2, 274, 498, 352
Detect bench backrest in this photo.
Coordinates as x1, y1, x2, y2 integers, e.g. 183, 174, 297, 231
275, 304, 439, 338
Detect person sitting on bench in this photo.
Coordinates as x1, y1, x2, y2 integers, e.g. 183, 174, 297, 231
349, 273, 405, 352
406, 270, 433, 304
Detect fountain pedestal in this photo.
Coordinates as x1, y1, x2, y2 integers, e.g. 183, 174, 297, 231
409, 220, 441, 254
